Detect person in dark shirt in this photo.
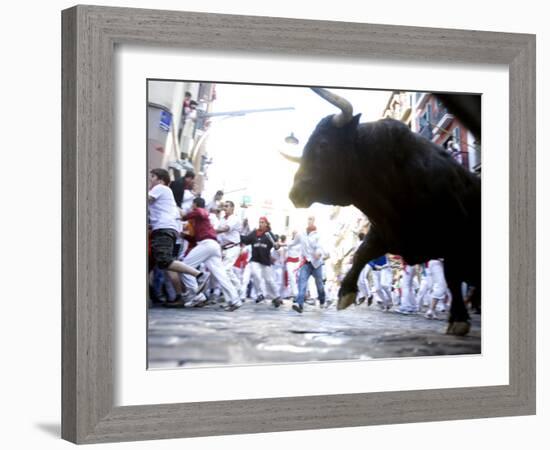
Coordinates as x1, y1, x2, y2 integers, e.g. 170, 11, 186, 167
179, 197, 242, 310
241, 217, 282, 307
169, 170, 196, 211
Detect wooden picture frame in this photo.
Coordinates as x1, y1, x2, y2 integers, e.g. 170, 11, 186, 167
61, 5, 536, 444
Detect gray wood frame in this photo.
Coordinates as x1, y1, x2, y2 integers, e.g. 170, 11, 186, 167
62, 5, 536, 444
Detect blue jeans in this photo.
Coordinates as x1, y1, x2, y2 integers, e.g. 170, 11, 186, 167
295, 262, 326, 307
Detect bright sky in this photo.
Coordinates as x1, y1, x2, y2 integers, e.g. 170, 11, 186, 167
203, 83, 392, 239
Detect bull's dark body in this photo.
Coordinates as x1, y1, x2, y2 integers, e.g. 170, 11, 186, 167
290, 115, 481, 328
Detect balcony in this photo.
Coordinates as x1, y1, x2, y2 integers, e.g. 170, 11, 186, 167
432, 113, 454, 140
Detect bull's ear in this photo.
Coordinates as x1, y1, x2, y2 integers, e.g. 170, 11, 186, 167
351, 113, 362, 128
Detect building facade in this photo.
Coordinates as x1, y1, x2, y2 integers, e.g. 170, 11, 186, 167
412, 92, 480, 173
147, 80, 217, 186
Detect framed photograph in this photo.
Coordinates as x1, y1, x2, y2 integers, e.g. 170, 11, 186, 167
62, 5, 535, 444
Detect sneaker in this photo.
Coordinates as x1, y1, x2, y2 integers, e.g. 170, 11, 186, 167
367, 295, 373, 306
305, 298, 316, 305
224, 300, 242, 311
292, 303, 303, 314
184, 293, 207, 308
424, 309, 436, 319
196, 272, 211, 294
272, 297, 282, 308
356, 296, 365, 305
255, 294, 265, 303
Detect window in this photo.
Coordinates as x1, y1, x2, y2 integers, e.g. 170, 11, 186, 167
453, 126, 460, 144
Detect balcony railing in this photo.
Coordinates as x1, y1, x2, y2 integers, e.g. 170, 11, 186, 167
431, 106, 448, 125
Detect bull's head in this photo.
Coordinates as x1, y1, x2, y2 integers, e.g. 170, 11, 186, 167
287, 88, 361, 208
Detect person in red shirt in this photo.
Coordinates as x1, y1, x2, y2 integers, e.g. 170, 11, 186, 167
180, 197, 242, 311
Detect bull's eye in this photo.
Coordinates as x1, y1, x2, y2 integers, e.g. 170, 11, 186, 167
311, 139, 328, 158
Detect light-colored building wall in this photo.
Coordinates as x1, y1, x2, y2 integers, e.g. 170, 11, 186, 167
147, 81, 199, 172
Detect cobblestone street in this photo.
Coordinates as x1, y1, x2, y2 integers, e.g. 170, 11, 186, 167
148, 300, 481, 369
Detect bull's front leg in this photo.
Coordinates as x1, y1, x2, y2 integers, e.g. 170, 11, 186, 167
337, 229, 386, 310
443, 258, 471, 336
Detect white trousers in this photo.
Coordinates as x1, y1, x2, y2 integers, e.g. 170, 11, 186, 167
372, 267, 392, 307
249, 261, 279, 299
181, 239, 238, 304
272, 264, 286, 298
400, 264, 418, 310
232, 265, 251, 300
286, 259, 300, 297
357, 264, 371, 298
222, 245, 243, 297
415, 272, 433, 306
429, 260, 448, 300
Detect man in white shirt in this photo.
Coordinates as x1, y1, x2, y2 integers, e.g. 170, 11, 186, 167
271, 235, 287, 299
216, 200, 243, 298
207, 190, 224, 212
285, 230, 303, 299
292, 216, 327, 313
148, 168, 209, 304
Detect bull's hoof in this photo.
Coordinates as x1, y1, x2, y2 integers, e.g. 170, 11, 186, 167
337, 292, 357, 310
446, 321, 471, 336
336, 292, 357, 310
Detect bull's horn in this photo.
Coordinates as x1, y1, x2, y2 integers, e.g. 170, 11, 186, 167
279, 151, 302, 164
311, 87, 353, 127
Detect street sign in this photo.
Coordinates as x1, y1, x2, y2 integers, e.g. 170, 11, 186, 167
159, 110, 172, 131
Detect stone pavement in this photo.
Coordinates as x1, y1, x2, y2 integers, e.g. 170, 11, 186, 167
147, 300, 481, 369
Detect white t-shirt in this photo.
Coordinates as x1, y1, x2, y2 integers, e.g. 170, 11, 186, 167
286, 238, 302, 259
296, 231, 324, 268
271, 246, 286, 267
217, 214, 241, 246
148, 184, 179, 231
180, 189, 195, 214
209, 212, 221, 231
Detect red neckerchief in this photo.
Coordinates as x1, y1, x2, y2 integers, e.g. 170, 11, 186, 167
306, 225, 317, 234
256, 227, 269, 237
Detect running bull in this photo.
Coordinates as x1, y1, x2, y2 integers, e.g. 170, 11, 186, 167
284, 88, 481, 336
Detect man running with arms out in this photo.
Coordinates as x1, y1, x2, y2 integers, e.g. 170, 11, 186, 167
148, 168, 208, 304
292, 216, 327, 313
181, 197, 242, 311
215, 200, 243, 299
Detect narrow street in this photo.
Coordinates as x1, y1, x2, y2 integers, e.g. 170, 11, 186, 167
148, 300, 481, 369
